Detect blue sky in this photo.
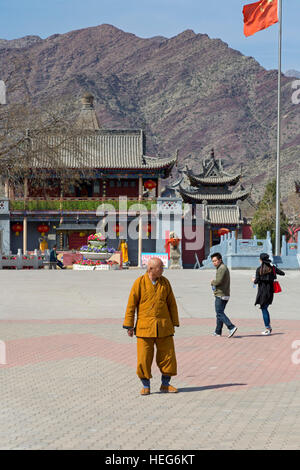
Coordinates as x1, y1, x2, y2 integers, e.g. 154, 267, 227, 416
0, 0, 299, 71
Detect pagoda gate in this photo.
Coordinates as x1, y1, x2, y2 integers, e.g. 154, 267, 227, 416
162, 149, 252, 265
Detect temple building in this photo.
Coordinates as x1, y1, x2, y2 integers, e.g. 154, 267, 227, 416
162, 149, 254, 261
5, 93, 177, 257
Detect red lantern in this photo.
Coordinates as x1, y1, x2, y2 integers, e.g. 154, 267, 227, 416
37, 224, 50, 237
114, 223, 124, 237
12, 223, 23, 236
144, 180, 157, 191
218, 228, 230, 237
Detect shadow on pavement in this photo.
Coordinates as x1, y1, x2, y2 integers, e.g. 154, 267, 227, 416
177, 383, 247, 392
233, 333, 284, 338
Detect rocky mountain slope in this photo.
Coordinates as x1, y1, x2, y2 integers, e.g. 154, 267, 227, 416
0, 35, 42, 49
0, 24, 299, 201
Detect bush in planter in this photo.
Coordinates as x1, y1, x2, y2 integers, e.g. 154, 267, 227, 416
79, 259, 107, 266
88, 232, 105, 242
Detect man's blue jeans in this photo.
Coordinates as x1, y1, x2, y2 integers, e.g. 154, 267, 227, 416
261, 305, 271, 328
215, 297, 235, 335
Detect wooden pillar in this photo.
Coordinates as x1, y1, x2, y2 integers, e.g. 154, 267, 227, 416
138, 176, 143, 201
209, 229, 213, 248
60, 182, 64, 213
23, 177, 28, 253
138, 214, 142, 267
23, 217, 28, 254
24, 177, 28, 199
157, 177, 162, 197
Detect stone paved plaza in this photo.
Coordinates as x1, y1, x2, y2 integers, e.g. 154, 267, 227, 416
0, 268, 300, 450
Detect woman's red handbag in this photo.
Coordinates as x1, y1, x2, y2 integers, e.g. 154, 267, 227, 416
273, 280, 282, 293
273, 266, 282, 293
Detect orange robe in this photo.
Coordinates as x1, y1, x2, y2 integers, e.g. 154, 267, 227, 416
124, 273, 179, 379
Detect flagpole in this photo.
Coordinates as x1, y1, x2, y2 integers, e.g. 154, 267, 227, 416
275, 0, 282, 257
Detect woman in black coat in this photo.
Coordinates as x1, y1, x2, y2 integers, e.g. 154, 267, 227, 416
252, 253, 285, 335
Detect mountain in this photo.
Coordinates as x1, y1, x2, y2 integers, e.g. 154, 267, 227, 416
285, 70, 300, 78
0, 35, 42, 49
0, 24, 299, 202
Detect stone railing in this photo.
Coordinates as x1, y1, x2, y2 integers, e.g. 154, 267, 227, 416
0, 249, 44, 269
201, 231, 273, 269
279, 235, 300, 269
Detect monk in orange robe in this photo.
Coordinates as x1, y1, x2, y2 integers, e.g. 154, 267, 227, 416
123, 257, 180, 395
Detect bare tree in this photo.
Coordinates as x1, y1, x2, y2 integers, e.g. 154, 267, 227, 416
0, 96, 96, 199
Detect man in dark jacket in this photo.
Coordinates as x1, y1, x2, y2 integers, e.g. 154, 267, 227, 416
49, 245, 65, 269
211, 252, 237, 337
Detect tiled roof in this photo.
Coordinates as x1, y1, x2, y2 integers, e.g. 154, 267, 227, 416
204, 205, 244, 224
179, 187, 250, 202
187, 170, 242, 186
29, 130, 176, 171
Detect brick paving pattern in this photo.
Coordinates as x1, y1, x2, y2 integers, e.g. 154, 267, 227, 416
0, 270, 300, 449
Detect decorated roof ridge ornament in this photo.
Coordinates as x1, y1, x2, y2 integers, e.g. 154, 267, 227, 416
81, 92, 95, 109
181, 147, 245, 188
75, 92, 101, 131
167, 175, 184, 189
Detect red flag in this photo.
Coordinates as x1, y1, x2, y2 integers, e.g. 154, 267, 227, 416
243, 0, 278, 37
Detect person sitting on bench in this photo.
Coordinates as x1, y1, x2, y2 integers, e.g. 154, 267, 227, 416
49, 245, 65, 269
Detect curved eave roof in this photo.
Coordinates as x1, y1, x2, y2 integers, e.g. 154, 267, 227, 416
29, 155, 176, 172
187, 169, 242, 186
165, 176, 184, 189
179, 187, 250, 203
142, 155, 177, 172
